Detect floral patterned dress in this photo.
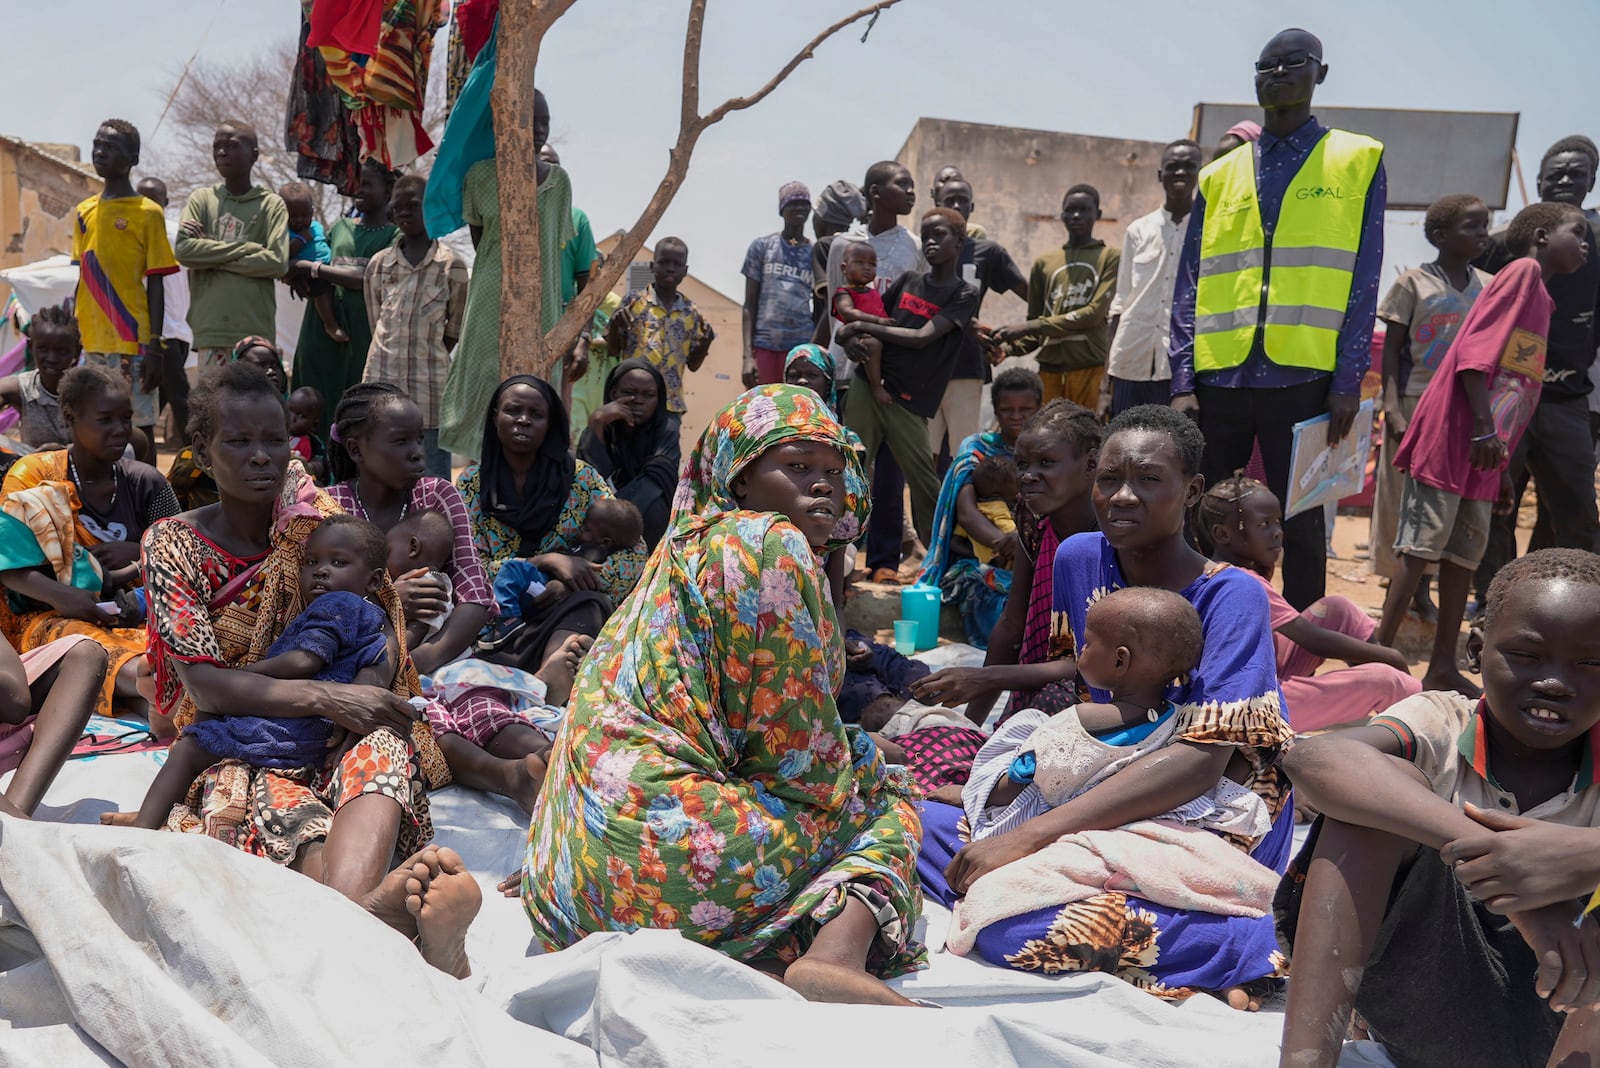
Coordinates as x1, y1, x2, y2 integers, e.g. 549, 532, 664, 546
142, 462, 435, 863
522, 384, 926, 976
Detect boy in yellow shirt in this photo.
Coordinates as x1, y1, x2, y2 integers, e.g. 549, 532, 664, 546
72, 119, 178, 460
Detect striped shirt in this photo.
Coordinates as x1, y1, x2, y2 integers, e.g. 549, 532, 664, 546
362, 240, 468, 426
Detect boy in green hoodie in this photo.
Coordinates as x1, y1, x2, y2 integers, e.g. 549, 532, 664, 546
175, 121, 289, 370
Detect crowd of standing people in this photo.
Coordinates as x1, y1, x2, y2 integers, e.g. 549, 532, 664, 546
5, 19, 1600, 1067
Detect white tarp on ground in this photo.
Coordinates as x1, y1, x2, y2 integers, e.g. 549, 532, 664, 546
0, 645, 1388, 1067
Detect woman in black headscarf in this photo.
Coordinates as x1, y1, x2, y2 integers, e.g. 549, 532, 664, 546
575, 358, 680, 549
457, 375, 648, 671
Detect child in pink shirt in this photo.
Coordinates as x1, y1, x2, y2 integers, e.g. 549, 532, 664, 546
1375, 200, 1590, 696
1201, 475, 1420, 732
833, 240, 895, 404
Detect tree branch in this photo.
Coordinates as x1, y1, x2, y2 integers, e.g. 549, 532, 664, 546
700, 0, 904, 126
680, 0, 706, 137
519, 0, 907, 383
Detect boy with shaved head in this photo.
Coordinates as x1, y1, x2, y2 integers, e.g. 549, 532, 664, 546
175, 120, 289, 371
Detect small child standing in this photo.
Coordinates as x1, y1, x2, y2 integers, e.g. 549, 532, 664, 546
957, 455, 1018, 566
1371, 194, 1492, 616
287, 386, 327, 482
1201, 474, 1420, 731
1278, 548, 1600, 1067
1375, 201, 1591, 697
119, 515, 397, 830
363, 173, 468, 480
280, 182, 347, 344
832, 241, 895, 405
605, 238, 715, 419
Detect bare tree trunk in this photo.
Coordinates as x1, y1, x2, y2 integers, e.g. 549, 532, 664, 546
493, 0, 577, 380
495, 0, 902, 384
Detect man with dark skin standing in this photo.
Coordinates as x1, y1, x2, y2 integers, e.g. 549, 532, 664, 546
175, 121, 289, 373
136, 176, 193, 444
73, 121, 177, 463
932, 178, 1027, 466
1474, 135, 1600, 603
1098, 140, 1201, 420
1169, 28, 1386, 609
840, 208, 981, 547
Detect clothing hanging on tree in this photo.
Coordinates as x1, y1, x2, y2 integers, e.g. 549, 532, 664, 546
288, 0, 444, 182
287, 10, 364, 196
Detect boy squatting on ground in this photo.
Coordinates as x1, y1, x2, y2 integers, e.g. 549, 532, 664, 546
120, 516, 401, 829
1278, 549, 1600, 1068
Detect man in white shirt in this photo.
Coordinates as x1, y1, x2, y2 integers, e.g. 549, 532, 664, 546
1096, 140, 1201, 420
137, 177, 193, 443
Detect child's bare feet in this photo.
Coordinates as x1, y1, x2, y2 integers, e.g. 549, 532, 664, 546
495, 752, 547, 815
325, 323, 349, 343
408, 846, 481, 979
361, 848, 438, 937
98, 811, 140, 827
872, 385, 894, 406
536, 634, 594, 706
1421, 667, 1481, 700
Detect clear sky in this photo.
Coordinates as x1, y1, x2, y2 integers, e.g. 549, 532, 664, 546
5, 0, 1598, 298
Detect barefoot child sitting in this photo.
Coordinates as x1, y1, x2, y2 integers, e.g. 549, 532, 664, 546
122, 515, 396, 829
1278, 548, 1600, 1068
956, 455, 1019, 566
965, 587, 1268, 842
833, 241, 896, 405
1200, 473, 1420, 731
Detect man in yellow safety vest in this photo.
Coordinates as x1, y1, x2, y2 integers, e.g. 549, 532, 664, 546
1169, 28, 1386, 609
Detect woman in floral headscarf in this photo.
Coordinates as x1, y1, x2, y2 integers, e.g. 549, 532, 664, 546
520, 385, 926, 1005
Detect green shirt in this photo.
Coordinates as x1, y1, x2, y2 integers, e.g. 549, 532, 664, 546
1015, 239, 1120, 371
175, 184, 290, 350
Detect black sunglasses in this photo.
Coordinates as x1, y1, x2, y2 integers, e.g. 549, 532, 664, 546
1255, 51, 1319, 74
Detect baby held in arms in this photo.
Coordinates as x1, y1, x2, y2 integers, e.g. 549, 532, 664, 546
964, 586, 1270, 843
113, 516, 400, 829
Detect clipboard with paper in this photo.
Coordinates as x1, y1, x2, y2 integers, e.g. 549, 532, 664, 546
1283, 398, 1376, 519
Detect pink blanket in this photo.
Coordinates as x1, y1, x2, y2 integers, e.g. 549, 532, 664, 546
946, 819, 1280, 956
0, 635, 94, 776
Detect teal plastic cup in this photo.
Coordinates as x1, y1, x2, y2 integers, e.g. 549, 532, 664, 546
893, 619, 919, 655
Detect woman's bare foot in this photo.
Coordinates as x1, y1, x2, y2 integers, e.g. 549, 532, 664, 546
408, 846, 481, 979
361, 848, 438, 936
98, 811, 139, 827
783, 957, 917, 1006
535, 634, 594, 706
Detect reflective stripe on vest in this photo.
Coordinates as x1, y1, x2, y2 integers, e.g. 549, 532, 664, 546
1193, 129, 1383, 374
